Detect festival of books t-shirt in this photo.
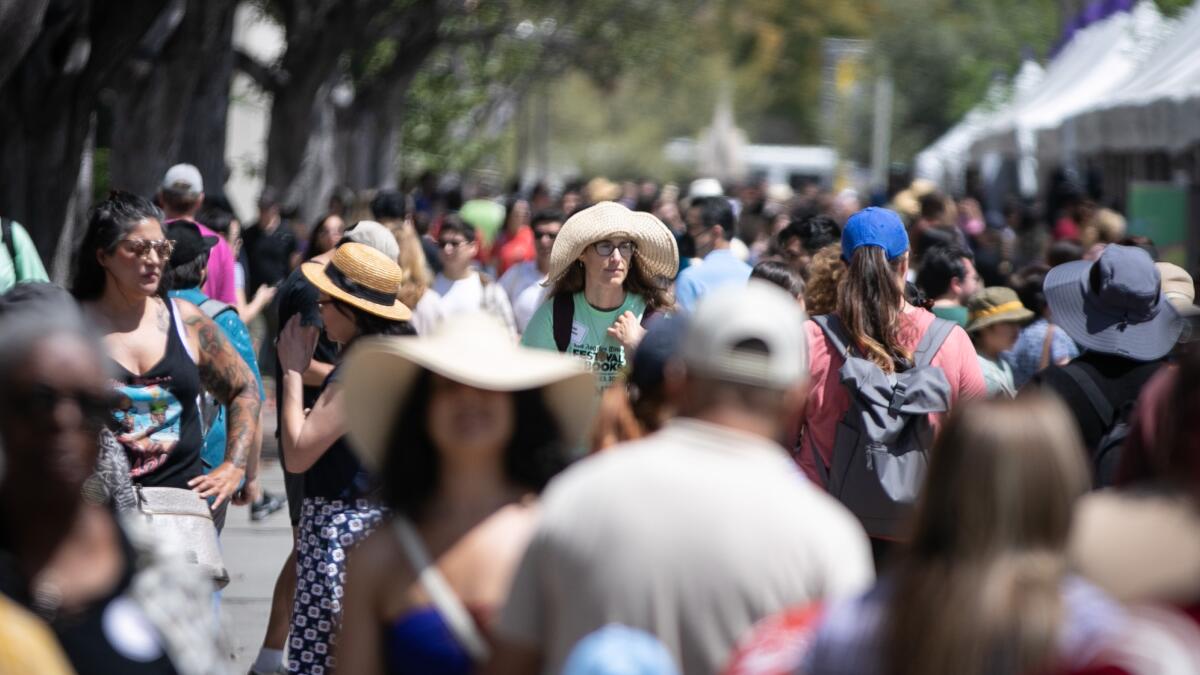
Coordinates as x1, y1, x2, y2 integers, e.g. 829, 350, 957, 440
521, 291, 646, 390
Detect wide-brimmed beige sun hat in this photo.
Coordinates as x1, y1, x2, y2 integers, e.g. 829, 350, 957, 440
341, 312, 598, 471
301, 242, 412, 321
545, 201, 679, 284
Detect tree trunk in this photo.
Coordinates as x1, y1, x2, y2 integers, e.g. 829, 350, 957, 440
0, 0, 49, 86
0, 0, 166, 266
108, 0, 237, 199
177, 3, 237, 199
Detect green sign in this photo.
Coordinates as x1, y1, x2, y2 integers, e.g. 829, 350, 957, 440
1127, 182, 1188, 266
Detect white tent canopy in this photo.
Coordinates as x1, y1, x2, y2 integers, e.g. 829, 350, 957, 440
915, 60, 1044, 193
967, 1, 1166, 194
1052, 0, 1200, 158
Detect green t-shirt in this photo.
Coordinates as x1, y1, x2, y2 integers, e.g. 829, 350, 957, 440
932, 304, 969, 329
521, 291, 647, 390
0, 221, 49, 293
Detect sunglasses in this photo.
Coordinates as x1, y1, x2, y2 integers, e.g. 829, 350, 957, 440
119, 238, 175, 260
592, 240, 635, 257
9, 384, 115, 424
439, 239, 469, 250
534, 229, 559, 241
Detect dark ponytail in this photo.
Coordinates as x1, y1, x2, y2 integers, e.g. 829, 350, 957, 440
836, 246, 910, 372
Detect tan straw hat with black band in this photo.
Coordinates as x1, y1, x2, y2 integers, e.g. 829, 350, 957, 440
301, 242, 412, 321
546, 201, 679, 284
966, 286, 1035, 333
341, 313, 598, 471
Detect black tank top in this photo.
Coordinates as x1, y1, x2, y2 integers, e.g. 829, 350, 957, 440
304, 364, 376, 501
108, 299, 204, 490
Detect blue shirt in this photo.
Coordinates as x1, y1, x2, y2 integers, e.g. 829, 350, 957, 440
1002, 318, 1080, 389
169, 288, 264, 472
673, 249, 752, 312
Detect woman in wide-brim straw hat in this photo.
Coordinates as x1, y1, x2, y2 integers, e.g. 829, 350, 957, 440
520, 201, 679, 390
275, 241, 416, 674
333, 312, 597, 673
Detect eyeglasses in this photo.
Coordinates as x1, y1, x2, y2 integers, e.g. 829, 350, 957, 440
11, 384, 115, 424
592, 240, 635, 257
119, 238, 175, 260
439, 239, 468, 250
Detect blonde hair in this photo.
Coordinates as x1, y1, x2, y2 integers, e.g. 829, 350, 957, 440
882, 394, 1091, 675
805, 244, 845, 316
388, 221, 432, 309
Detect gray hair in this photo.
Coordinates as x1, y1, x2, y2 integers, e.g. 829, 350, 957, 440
0, 283, 109, 391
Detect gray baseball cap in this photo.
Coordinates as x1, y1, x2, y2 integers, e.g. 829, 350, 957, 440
162, 163, 203, 195
680, 280, 808, 389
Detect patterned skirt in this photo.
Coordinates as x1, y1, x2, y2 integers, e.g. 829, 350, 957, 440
288, 497, 387, 674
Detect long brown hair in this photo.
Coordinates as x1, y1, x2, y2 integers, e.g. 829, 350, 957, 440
836, 246, 911, 371
389, 221, 432, 310
549, 254, 674, 312
882, 395, 1090, 675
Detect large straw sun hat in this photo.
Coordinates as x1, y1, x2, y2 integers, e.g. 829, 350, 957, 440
341, 313, 598, 471
545, 201, 679, 284
301, 242, 412, 321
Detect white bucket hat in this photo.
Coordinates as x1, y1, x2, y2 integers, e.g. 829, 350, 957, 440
341, 313, 598, 471
545, 201, 679, 284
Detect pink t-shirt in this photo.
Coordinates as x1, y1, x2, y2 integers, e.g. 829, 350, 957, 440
197, 222, 237, 305
795, 308, 986, 484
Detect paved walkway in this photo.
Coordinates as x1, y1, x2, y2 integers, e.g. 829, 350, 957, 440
220, 457, 293, 671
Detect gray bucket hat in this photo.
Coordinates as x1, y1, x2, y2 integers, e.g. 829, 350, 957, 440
1044, 244, 1182, 361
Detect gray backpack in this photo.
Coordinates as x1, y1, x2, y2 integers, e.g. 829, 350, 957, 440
810, 314, 956, 538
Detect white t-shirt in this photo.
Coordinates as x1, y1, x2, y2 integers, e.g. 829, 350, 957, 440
432, 270, 517, 335
498, 261, 548, 333
409, 289, 447, 336
433, 272, 486, 318
512, 282, 548, 333
497, 418, 875, 675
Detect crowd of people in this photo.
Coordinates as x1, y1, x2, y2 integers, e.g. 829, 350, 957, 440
0, 164, 1198, 675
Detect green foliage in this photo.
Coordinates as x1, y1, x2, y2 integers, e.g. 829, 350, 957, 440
875, 0, 1193, 163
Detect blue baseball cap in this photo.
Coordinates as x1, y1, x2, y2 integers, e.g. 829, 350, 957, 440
841, 207, 909, 261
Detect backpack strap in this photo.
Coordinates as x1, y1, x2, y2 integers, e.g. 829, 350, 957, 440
197, 297, 235, 321
1038, 323, 1056, 371
913, 317, 957, 368
1, 218, 18, 276
812, 314, 854, 360
1059, 364, 1116, 427
552, 293, 574, 353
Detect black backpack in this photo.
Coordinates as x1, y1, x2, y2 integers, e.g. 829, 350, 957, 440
1060, 365, 1131, 489
551, 293, 657, 352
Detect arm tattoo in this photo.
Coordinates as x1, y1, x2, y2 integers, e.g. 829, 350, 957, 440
155, 299, 170, 333
184, 313, 262, 469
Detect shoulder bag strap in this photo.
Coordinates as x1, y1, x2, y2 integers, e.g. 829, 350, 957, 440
812, 314, 853, 360
913, 317, 957, 368
1059, 364, 1116, 427
552, 292, 573, 353
1038, 323, 1056, 371
393, 517, 491, 663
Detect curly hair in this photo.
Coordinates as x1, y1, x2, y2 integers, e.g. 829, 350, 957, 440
549, 254, 674, 312
380, 370, 570, 520
804, 244, 845, 316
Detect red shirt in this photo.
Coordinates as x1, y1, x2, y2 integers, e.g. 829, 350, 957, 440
493, 226, 535, 277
